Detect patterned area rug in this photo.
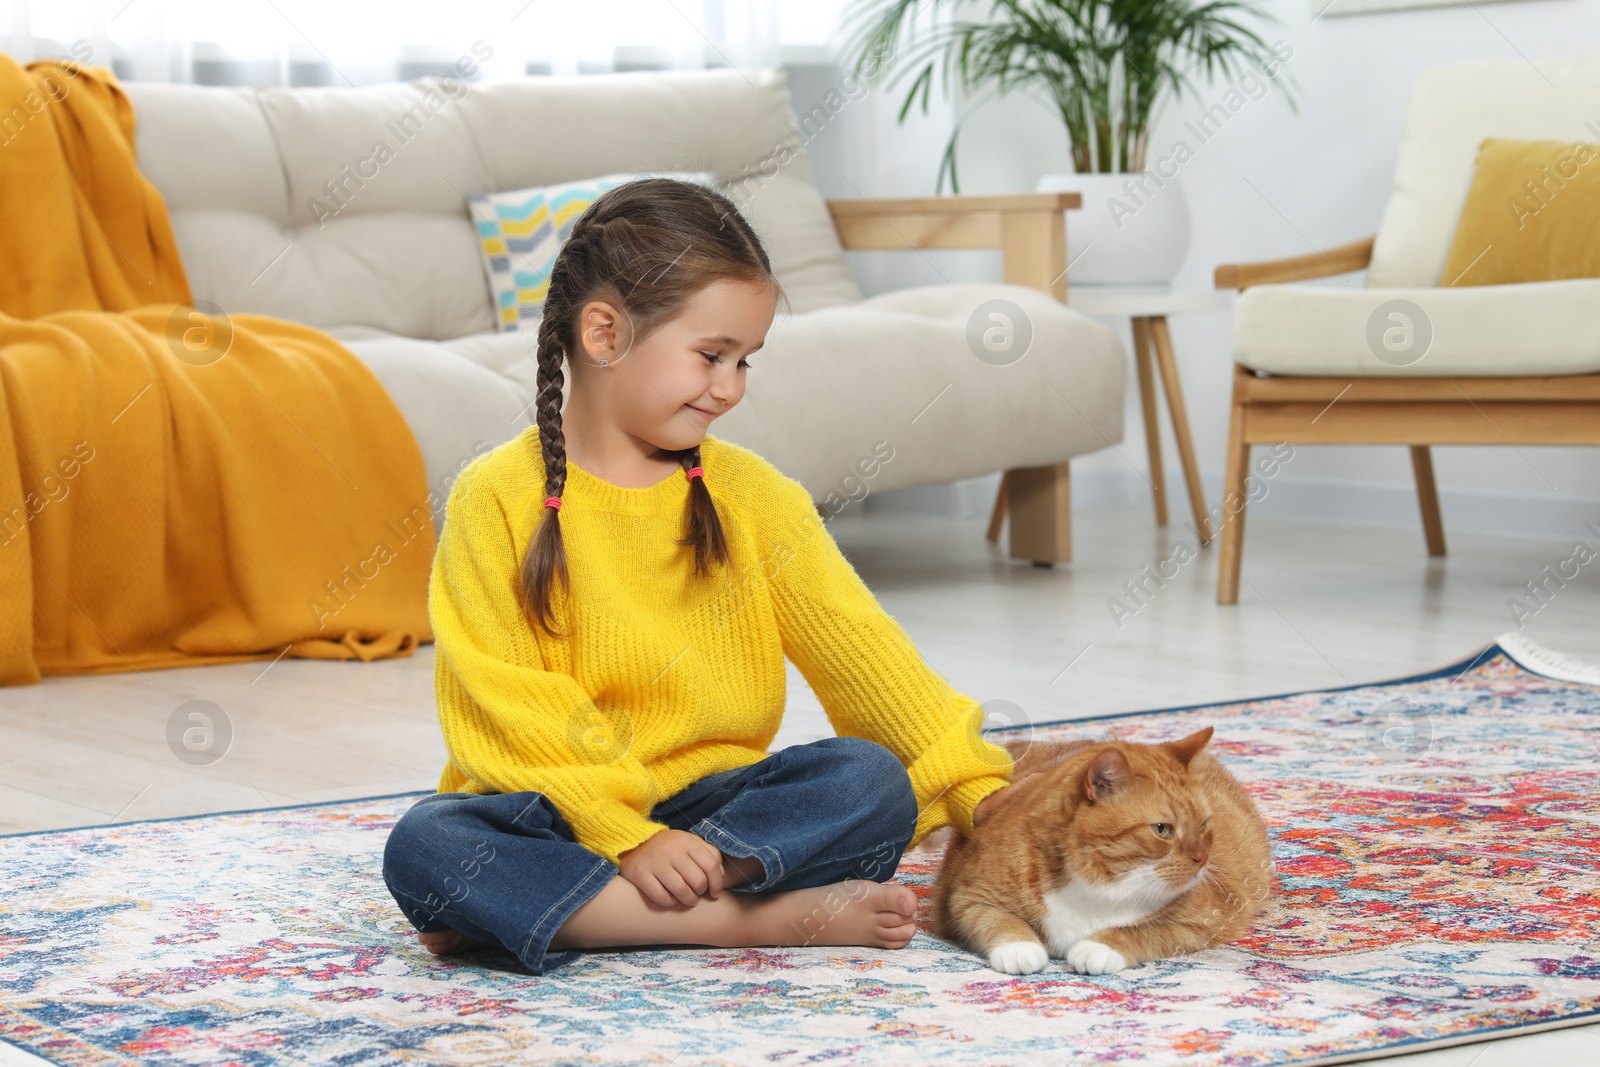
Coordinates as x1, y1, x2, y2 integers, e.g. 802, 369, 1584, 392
4, 638, 1600, 1067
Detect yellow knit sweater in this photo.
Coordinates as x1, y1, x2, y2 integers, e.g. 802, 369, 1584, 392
430, 429, 1014, 866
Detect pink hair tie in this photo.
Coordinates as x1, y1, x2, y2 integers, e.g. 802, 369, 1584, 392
686, 466, 704, 480
544, 496, 562, 511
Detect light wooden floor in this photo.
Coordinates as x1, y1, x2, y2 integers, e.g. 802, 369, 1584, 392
3, 503, 1598, 1066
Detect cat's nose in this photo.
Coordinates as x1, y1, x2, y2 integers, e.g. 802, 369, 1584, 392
1192, 850, 1208, 866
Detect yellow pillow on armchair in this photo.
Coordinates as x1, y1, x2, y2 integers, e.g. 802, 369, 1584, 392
1440, 137, 1600, 286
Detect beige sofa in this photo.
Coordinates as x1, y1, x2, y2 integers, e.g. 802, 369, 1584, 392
122, 67, 1126, 562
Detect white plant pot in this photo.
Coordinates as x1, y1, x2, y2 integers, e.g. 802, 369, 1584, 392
1036, 171, 1191, 286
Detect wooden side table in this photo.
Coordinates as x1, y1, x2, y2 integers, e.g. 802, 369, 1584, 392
986, 286, 1230, 547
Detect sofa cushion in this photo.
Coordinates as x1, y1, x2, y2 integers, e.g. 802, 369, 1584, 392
432, 283, 1125, 499
453, 72, 861, 318
1368, 57, 1600, 288
326, 326, 536, 531
1234, 279, 1600, 377
123, 68, 862, 342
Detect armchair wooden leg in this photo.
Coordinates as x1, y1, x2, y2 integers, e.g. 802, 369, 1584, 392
1217, 373, 1251, 605
1007, 461, 1072, 566
986, 471, 1009, 543
1410, 446, 1447, 557
1131, 317, 1168, 526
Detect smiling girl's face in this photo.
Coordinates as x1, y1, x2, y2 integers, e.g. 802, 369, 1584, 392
572, 276, 777, 454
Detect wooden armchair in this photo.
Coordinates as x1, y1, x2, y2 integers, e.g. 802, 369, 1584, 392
1208, 58, 1600, 605
823, 192, 1081, 565
1213, 235, 1600, 604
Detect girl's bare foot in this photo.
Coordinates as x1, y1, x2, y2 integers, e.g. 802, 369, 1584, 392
416, 928, 491, 955
548, 875, 920, 954
755, 879, 919, 949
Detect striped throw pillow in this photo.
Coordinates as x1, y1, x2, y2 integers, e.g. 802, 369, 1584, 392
468, 171, 719, 333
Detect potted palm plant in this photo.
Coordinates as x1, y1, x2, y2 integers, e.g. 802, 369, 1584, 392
838, 0, 1296, 285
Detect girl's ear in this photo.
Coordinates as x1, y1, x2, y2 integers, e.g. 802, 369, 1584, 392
576, 299, 632, 366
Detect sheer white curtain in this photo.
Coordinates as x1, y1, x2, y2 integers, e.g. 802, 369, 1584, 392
0, 0, 845, 87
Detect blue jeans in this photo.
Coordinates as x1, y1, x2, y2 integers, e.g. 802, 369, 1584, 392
381, 736, 919, 974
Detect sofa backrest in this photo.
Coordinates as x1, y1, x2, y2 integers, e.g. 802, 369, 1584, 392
1368, 56, 1600, 289
123, 67, 862, 340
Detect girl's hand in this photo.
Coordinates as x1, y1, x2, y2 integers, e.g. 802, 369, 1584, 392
972, 772, 1044, 827
617, 829, 726, 907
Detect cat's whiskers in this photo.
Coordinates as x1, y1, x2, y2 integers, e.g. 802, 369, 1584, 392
1102, 865, 1178, 907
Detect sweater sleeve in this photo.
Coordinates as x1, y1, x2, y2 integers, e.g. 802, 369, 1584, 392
429, 468, 670, 866
750, 465, 1015, 846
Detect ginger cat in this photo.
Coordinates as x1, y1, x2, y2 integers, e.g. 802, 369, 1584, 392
932, 726, 1272, 976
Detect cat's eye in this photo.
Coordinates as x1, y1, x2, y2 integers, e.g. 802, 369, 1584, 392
1151, 822, 1173, 838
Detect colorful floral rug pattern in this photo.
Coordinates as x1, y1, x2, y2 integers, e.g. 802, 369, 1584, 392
3, 643, 1599, 1066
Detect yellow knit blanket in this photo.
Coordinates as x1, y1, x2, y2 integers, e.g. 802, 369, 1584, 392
0, 57, 434, 686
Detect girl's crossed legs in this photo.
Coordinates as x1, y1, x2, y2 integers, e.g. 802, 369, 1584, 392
382, 736, 921, 974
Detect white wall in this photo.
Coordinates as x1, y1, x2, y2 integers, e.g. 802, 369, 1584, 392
786, 0, 1600, 538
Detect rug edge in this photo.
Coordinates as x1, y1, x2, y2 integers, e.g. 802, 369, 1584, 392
0, 788, 435, 842
1279, 1007, 1600, 1067
1005, 640, 1510, 738
4, 980, 1595, 1067
1497, 632, 1600, 686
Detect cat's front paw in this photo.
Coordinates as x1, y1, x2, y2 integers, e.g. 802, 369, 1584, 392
1065, 939, 1128, 976
988, 940, 1050, 975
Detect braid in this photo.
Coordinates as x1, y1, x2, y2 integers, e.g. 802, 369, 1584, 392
520, 296, 573, 639
675, 444, 729, 578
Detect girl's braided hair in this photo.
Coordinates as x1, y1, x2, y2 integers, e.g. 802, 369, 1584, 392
521, 177, 784, 639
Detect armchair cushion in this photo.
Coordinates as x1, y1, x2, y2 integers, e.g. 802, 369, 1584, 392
1440, 138, 1600, 287
1367, 57, 1600, 288
1234, 279, 1600, 377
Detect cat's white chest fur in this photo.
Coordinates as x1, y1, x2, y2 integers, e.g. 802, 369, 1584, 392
1040, 864, 1180, 957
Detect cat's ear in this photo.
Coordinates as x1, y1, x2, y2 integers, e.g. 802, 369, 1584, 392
1082, 747, 1129, 804
1164, 726, 1215, 767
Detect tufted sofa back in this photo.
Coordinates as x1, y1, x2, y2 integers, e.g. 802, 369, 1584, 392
122, 66, 862, 340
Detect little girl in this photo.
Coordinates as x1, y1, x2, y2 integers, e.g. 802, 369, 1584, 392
382, 177, 1023, 975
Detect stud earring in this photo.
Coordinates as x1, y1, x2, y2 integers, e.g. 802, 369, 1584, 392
600, 359, 608, 366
